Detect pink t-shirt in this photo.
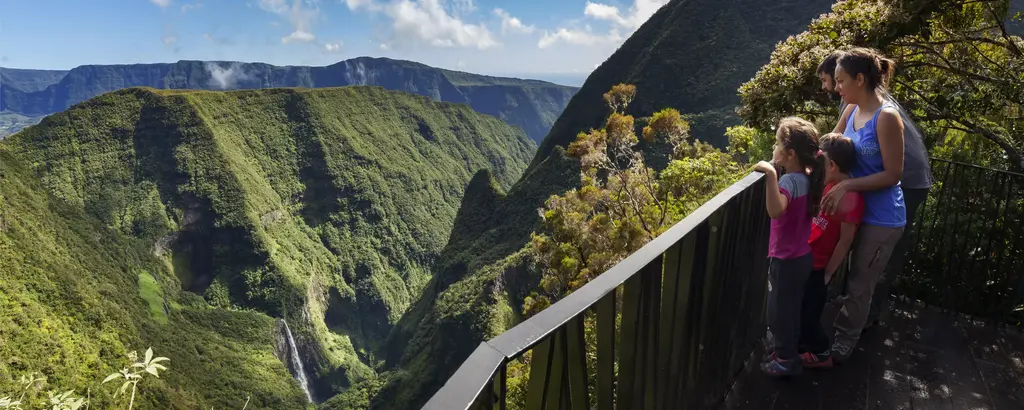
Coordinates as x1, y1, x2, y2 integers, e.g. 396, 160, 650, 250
768, 173, 813, 259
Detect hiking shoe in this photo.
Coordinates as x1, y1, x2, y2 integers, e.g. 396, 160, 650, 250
831, 341, 854, 363
761, 356, 802, 378
800, 351, 834, 369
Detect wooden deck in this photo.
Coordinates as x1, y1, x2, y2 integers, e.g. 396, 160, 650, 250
724, 301, 1024, 410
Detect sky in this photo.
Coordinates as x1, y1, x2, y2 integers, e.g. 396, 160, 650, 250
0, 0, 671, 85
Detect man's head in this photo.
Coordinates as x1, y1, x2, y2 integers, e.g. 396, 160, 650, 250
817, 50, 843, 96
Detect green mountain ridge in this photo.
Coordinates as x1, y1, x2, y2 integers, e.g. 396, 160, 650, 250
0, 57, 578, 143
0, 146, 309, 409
370, 0, 837, 408
2, 85, 535, 406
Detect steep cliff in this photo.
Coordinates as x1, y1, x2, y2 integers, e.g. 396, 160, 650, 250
3, 85, 535, 403
0, 57, 577, 144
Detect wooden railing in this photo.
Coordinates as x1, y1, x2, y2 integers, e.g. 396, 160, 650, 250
422, 171, 772, 410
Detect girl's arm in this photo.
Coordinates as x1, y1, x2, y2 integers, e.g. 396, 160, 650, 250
824, 108, 905, 213
824, 222, 857, 284
754, 161, 789, 219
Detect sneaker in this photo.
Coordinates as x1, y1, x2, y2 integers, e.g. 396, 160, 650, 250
762, 350, 775, 363
761, 356, 802, 378
800, 351, 833, 369
831, 341, 854, 363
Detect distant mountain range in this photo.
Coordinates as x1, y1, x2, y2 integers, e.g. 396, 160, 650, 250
0, 57, 579, 142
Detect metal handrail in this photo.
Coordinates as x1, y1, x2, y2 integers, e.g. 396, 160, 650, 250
422, 171, 768, 410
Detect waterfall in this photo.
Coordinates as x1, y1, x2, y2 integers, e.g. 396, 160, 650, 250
282, 320, 315, 403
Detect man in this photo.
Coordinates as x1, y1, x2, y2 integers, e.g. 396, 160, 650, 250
816, 51, 933, 328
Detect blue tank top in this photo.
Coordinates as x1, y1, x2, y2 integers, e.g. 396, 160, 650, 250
843, 103, 906, 228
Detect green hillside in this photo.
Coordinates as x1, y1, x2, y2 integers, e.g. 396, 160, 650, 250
0, 57, 577, 144
0, 148, 308, 409
2, 85, 535, 404
371, 0, 836, 408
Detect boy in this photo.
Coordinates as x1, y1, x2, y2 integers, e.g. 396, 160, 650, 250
799, 133, 864, 368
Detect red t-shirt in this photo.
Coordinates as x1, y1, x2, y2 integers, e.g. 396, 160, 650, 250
809, 182, 865, 270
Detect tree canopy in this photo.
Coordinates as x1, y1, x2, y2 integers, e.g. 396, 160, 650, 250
738, 0, 1024, 171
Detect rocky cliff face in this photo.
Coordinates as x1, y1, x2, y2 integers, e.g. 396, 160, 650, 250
0, 57, 577, 144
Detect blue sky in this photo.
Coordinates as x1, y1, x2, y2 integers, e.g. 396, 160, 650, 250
0, 0, 669, 84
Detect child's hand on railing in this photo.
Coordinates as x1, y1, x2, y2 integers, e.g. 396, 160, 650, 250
753, 161, 778, 178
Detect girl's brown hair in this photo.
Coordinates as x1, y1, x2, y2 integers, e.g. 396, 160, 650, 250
777, 116, 826, 217
837, 47, 896, 92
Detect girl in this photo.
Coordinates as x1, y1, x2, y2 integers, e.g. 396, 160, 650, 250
754, 116, 826, 377
823, 47, 907, 363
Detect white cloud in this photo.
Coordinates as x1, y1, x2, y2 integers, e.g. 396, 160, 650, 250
283, 30, 316, 43
204, 62, 253, 90
150, 0, 172, 8
493, 8, 534, 34
541, 0, 668, 48
538, 27, 621, 49
380, 43, 390, 50
585, 0, 668, 30
345, 0, 374, 9
181, 2, 203, 12
260, 0, 319, 44
347, 0, 497, 50
324, 42, 342, 52
162, 35, 178, 46
258, 0, 289, 14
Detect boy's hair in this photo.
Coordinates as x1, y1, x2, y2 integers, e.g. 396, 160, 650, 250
777, 116, 826, 217
819, 133, 857, 174
816, 50, 843, 78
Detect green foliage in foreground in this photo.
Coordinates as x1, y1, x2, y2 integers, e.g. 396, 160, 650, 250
3, 85, 535, 402
0, 148, 308, 409
372, 85, 748, 410
501, 85, 747, 408
738, 0, 1024, 171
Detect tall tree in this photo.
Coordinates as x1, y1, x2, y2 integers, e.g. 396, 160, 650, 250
738, 0, 1024, 171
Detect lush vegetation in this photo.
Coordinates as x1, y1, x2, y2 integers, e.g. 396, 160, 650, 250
492, 85, 748, 409
2, 85, 535, 405
0, 147, 308, 409
0, 57, 577, 144
524, 84, 746, 315
739, 0, 1024, 172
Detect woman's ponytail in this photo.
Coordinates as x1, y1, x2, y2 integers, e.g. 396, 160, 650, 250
876, 56, 896, 90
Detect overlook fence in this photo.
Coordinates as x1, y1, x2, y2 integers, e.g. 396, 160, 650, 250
423, 158, 1024, 410
422, 172, 772, 410
896, 158, 1024, 325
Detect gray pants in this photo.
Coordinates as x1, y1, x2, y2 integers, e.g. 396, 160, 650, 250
868, 188, 929, 324
834, 224, 905, 347
767, 254, 812, 360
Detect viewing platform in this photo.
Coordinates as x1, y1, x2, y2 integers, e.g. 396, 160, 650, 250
423, 158, 1024, 410
727, 302, 1024, 409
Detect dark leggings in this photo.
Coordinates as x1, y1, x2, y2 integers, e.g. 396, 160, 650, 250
767, 254, 813, 360
799, 269, 830, 354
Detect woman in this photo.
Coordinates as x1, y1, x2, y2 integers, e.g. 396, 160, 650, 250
816, 51, 933, 330
822, 47, 906, 363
